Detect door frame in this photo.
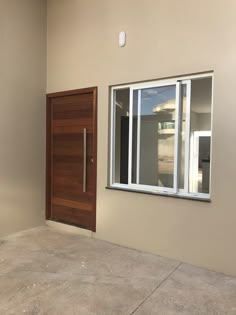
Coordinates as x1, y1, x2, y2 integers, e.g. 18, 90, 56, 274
46, 87, 97, 232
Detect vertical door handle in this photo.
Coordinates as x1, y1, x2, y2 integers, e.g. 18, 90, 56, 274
83, 128, 87, 193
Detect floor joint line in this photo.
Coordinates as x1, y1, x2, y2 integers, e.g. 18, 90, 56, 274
130, 262, 182, 315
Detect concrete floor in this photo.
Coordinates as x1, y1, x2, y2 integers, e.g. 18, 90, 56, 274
0, 226, 236, 315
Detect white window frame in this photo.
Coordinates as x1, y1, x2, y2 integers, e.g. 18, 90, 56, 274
109, 73, 213, 200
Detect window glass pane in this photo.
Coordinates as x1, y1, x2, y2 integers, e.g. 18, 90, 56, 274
189, 78, 212, 194
132, 85, 176, 188
132, 90, 138, 183
179, 84, 187, 189
111, 74, 213, 198
114, 88, 130, 184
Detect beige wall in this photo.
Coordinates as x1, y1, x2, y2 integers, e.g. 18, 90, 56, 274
0, 0, 46, 236
47, 0, 236, 276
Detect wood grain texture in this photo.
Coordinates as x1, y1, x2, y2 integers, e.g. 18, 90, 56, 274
46, 87, 97, 232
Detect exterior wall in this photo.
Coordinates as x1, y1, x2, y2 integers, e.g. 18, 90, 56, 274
47, 0, 236, 276
0, 0, 46, 236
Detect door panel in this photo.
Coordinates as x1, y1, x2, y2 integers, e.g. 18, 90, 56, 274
46, 87, 97, 231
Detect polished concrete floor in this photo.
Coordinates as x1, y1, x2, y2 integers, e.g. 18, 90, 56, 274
0, 226, 236, 315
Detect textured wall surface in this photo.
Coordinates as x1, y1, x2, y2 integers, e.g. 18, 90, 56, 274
47, 0, 236, 275
0, 0, 46, 236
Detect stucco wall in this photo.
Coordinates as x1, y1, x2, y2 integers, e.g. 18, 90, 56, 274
0, 0, 46, 236
47, 0, 236, 276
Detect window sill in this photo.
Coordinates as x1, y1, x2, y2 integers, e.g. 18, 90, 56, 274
106, 186, 211, 203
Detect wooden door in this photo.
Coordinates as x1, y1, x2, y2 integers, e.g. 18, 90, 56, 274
46, 87, 97, 232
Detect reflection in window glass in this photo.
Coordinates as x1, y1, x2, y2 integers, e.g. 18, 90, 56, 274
179, 84, 187, 189
111, 74, 213, 199
189, 78, 212, 194
132, 86, 176, 188
114, 88, 129, 184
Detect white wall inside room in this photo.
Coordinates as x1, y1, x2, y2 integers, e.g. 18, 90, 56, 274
47, 0, 236, 276
191, 77, 212, 132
